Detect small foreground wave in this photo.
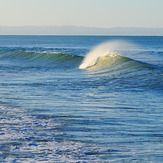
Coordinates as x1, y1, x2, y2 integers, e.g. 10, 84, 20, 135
0, 104, 126, 162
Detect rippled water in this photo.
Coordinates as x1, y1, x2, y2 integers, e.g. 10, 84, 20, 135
0, 36, 163, 162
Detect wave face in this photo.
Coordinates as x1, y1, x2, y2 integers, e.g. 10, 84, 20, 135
0, 36, 163, 162
0, 50, 82, 69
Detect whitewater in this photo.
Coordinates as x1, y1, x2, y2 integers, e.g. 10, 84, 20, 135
0, 35, 163, 162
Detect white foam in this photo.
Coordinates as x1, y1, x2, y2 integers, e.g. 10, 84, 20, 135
0, 105, 110, 162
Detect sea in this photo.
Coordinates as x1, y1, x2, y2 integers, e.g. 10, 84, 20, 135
0, 35, 163, 162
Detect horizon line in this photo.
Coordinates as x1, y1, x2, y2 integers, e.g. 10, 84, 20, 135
0, 26, 163, 36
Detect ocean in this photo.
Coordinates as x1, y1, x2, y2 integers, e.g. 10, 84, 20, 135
0, 35, 163, 162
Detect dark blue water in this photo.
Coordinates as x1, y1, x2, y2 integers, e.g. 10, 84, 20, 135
0, 36, 163, 162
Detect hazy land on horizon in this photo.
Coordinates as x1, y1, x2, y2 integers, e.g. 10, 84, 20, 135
0, 25, 163, 35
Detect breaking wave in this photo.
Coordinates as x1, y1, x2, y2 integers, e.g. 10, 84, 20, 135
79, 40, 131, 69
0, 42, 162, 73
79, 40, 163, 71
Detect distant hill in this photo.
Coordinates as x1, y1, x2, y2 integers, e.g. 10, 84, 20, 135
0, 26, 163, 35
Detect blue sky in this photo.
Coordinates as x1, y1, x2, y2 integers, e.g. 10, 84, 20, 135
0, 0, 163, 28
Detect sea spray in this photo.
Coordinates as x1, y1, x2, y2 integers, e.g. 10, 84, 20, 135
79, 40, 133, 69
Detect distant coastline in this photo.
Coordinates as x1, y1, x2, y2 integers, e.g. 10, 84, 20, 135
0, 25, 163, 36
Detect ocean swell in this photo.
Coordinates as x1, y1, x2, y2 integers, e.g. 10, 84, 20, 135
0, 51, 82, 69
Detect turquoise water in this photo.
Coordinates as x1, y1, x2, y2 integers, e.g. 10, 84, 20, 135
0, 36, 163, 162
